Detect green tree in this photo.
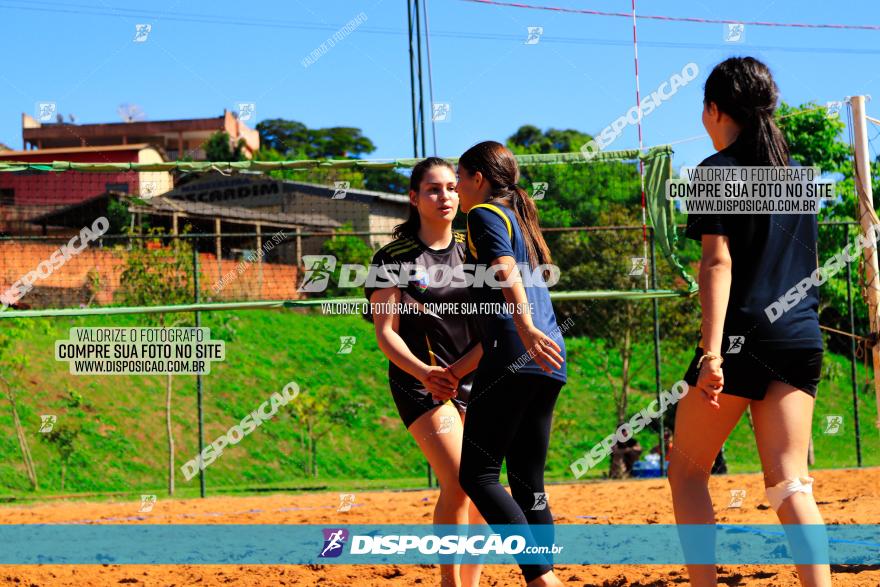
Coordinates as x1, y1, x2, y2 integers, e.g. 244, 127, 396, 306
314, 224, 374, 298
506, 125, 641, 227
0, 318, 41, 490
256, 119, 376, 159
286, 387, 362, 477
39, 421, 81, 491
115, 227, 195, 495
204, 131, 246, 162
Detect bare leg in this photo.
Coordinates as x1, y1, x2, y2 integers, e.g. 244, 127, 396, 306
750, 382, 831, 587
458, 413, 485, 587
668, 387, 750, 586
409, 403, 483, 587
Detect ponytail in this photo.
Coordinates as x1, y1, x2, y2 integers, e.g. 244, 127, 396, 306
505, 184, 552, 270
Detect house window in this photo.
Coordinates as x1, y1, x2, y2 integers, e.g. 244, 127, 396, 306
0, 188, 13, 205
105, 183, 129, 193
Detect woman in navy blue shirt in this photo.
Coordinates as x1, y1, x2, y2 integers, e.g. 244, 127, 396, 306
670, 57, 830, 587
455, 141, 566, 587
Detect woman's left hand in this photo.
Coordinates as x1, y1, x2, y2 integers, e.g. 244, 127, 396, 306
518, 325, 564, 374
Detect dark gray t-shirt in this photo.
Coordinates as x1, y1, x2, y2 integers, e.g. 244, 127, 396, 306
365, 232, 480, 398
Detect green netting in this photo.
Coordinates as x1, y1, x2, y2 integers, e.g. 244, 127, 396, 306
0, 146, 697, 319
0, 289, 693, 319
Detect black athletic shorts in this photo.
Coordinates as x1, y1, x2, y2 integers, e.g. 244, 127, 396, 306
390, 376, 471, 429
684, 346, 823, 401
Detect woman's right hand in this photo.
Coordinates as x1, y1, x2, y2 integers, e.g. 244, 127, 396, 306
419, 365, 459, 402
696, 356, 724, 409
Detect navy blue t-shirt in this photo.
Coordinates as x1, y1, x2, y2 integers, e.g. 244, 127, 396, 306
465, 203, 567, 383
684, 140, 823, 351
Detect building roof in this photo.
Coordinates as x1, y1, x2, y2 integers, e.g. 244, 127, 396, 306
28, 192, 342, 231
134, 195, 342, 229
276, 179, 410, 206
0, 144, 155, 157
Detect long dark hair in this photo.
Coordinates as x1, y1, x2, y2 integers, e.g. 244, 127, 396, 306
704, 57, 789, 166
458, 141, 552, 269
393, 156, 455, 239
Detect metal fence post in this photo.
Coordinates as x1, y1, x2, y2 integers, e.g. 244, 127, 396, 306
844, 224, 863, 467
193, 240, 206, 497
648, 227, 666, 475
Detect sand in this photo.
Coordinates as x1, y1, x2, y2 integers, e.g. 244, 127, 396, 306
0, 467, 877, 586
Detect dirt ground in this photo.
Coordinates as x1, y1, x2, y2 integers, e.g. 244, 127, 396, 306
0, 468, 877, 586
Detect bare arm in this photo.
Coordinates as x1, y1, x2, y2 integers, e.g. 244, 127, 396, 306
449, 342, 483, 379
370, 287, 456, 400
489, 255, 563, 373
696, 234, 733, 408
699, 234, 733, 355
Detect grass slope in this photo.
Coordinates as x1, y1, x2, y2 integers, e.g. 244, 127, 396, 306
0, 309, 876, 499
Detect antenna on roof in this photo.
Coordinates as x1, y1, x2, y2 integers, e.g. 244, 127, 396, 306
117, 103, 146, 123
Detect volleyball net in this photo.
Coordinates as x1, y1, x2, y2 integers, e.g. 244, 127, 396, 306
0, 146, 695, 317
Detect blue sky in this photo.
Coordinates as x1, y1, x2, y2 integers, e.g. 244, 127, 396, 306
2, 0, 880, 167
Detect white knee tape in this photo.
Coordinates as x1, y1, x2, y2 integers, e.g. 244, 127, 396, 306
765, 476, 814, 511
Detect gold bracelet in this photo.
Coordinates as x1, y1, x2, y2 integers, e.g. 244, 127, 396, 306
697, 352, 723, 369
